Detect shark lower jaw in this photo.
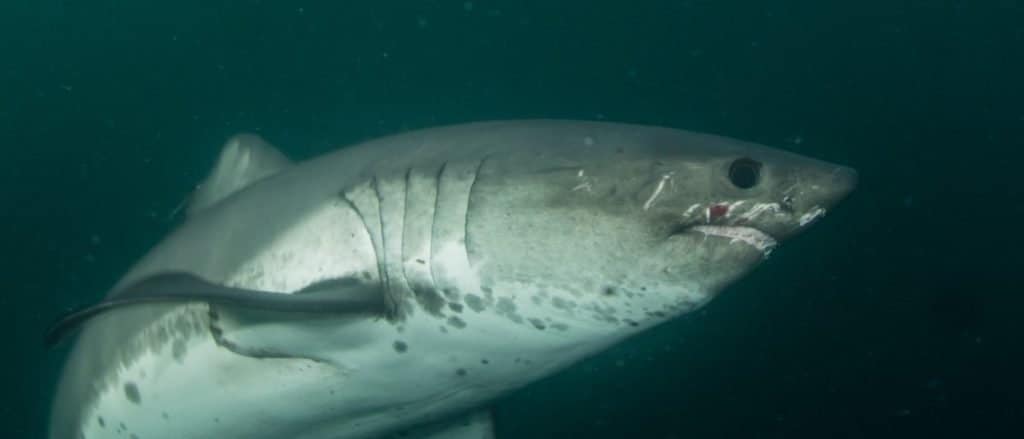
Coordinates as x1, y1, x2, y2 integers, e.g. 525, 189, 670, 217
685, 225, 778, 256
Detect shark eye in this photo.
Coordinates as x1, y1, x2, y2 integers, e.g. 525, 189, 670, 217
728, 158, 762, 189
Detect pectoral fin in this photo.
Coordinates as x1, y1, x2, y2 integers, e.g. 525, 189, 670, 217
45, 272, 387, 347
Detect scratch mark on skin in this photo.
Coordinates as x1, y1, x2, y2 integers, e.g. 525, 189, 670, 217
799, 206, 826, 226
691, 225, 777, 255
727, 201, 745, 216
740, 203, 783, 221
572, 169, 593, 193
643, 173, 673, 211
572, 183, 592, 192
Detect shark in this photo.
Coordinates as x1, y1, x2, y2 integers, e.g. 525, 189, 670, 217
48, 120, 857, 439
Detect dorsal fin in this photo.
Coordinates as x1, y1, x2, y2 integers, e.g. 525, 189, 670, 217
187, 133, 293, 216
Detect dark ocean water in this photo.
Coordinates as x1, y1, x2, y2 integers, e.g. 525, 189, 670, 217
4, 1, 1022, 438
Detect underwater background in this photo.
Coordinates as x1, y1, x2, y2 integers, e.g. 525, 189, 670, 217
3, 0, 1022, 437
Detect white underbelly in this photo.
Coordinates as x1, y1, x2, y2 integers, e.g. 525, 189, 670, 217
75, 293, 601, 439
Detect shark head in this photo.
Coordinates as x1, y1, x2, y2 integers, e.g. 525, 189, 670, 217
467, 124, 857, 337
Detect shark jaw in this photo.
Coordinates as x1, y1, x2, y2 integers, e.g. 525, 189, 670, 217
689, 225, 778, 256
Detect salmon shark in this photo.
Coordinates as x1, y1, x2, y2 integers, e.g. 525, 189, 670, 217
48, 120, 857, 439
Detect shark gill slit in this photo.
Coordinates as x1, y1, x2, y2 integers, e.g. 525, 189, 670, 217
428, 161, 452, 304
424, 166, 441, 300
399, 167, 416, 305
463, 157, 489, 274
402, 166, 446, 316
426, 159, 488, 312
370, 176, 392, 299
340, 183, 394, 318
373, 174, 417, 318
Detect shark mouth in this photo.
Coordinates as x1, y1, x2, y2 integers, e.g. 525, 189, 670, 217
689, 225, 778, 256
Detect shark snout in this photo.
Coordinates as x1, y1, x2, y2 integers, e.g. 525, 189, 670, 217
826, 165, 858, 207
788, 164, 857, 231
764, 164, 857, 240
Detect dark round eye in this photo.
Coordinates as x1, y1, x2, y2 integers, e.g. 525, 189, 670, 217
728, 157, 762, 189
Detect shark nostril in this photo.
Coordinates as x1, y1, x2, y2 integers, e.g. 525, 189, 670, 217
780, 195, 796, 213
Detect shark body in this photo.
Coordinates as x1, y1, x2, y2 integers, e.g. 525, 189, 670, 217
49, 120, 856, 439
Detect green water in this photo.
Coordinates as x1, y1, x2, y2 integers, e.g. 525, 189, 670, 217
4, 1, 1022, 437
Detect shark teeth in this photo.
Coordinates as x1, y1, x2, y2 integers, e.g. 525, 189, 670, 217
690, 225, 778, 256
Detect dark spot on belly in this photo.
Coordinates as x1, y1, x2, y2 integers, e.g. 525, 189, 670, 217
448, 302, 464, 313
602, 286, 616, 296
624, 319, 639, 327
496, 297, 524, 324
442, 288, 459, 301
393, 340, 408, 353
172, 339, 187, 362
416, 258, 426, 264
456, 368, 467, 377
412, 285, 448, 316
464, 294, 486, 312
97, 416, 105, 427
496, 297, 516, 313
124, 382, 142, 405
528, 318, 547, 330
161, 412, 169, 420
130, 434, 139, 439
481, 359, 489, 365
447, 316, 467, 329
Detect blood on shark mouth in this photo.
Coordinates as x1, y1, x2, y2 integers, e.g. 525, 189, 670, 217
708, 203, 730, 221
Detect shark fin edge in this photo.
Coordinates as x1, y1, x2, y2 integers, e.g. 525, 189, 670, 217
44, 271, 387, 347
187, 133, 293, 216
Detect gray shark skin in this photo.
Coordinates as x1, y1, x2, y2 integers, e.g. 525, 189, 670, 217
49, 120, 856, 439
